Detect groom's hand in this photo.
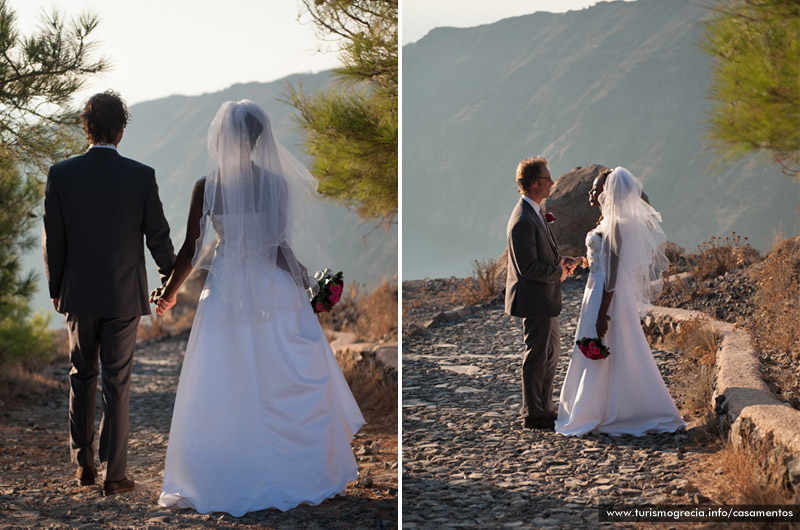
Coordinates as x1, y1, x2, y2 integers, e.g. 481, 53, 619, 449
52, 298, 64, 314
563, 256, 578, 275
558, 258, 569, 282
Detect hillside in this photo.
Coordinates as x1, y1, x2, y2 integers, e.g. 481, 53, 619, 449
402, 0, 798, 279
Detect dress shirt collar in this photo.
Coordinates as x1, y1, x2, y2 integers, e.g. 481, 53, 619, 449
89, 143, 118, 151
522, 195, 542, 216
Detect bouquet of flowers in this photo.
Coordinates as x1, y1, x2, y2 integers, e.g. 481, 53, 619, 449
307, 269, 344, 314
576, 336, 610, 360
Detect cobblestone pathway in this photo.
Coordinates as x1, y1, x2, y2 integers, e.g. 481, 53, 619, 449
1, 331, 397, 530
402, 281, 705, 529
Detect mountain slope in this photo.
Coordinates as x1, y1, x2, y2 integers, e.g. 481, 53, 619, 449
402, 0, 798, 279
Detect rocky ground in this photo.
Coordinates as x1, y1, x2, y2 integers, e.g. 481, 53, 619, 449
657, 266, 800, 411
0, 330, 397, 530
402, 277, 724, 529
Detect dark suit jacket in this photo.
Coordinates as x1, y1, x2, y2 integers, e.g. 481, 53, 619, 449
504, 197, 562, 319
42, 148, 175, 317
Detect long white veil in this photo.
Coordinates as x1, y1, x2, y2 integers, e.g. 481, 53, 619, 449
598, 167, 668, 319
193, 100, 329, 321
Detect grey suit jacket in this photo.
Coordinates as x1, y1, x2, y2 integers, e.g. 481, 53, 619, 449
42, 148, 175, 317
504, 197, 562, 319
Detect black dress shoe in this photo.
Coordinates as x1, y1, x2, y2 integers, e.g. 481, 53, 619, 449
103, 476, 135, 496
523, 416, 555, 430
75, 466, 97, 486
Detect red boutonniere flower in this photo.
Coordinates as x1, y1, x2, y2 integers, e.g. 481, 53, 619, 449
544, 212, 555, 223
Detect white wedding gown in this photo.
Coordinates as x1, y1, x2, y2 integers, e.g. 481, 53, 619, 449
555, 229, 685, 437
158, 249, 365, 515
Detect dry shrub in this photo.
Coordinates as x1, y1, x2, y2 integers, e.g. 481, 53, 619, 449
691, 232, 761, 282
658, 271, 694, 304
445, 277, 482, 307
318, 280, 398, 342
714, 442, 797, 516
336, 351, 397, 422
0, 324, 68, 403
0, 362, 65, 402
669, 316, 720, 415
472, 258, 503, 300
446, 257, 504, 307
663, 240, 687, 275
750, 235, 800, 358
355, 281, 398, 341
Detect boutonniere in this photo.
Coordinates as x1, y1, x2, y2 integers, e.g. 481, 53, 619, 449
544, 212, 555, 223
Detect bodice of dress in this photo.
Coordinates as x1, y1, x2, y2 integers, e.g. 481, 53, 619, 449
585, 230, 604, 274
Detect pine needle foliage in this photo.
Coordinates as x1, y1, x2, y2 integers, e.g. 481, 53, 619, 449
701, 0, 800, 179
0, 0, 107, 365
289, 0, 398, 224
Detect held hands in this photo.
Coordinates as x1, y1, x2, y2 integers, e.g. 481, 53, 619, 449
149, 286, 176, 316
558, 257, 579, 282
155, 296, 176, 316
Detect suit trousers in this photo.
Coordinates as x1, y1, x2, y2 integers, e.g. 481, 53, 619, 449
521, 316, 560, 421
66, 314, 139, 481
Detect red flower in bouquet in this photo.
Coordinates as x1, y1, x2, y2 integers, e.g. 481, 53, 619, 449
576, 336, 610, 360
308, 269, 344, 314
544, 212, 555, 223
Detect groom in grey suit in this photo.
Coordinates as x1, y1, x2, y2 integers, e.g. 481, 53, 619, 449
43, 91, 175, 495
505, 156, 572, 430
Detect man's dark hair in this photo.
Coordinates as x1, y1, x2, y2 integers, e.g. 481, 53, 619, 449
516, 156, 548, 194
80, 90, 130, 144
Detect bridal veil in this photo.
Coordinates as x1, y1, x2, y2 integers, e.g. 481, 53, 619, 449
597, 167, 669, 319
194, 100, 329, 321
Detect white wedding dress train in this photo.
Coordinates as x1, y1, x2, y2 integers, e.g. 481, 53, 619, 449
555, 230, 685, 437
158, 257, 365, 515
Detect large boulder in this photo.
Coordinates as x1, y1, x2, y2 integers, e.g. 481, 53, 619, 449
543, 164, 648, 258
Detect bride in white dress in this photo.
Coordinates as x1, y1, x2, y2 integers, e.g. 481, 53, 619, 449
152, 100, 364, 515
555, 167, 685, 437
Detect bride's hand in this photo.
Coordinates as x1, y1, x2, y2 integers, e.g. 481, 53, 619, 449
156, 295, 177, 316
596, 313, 609, 338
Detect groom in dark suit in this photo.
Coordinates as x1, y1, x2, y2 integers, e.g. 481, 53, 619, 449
505, 156, 572, 430
42, 91, 175, 495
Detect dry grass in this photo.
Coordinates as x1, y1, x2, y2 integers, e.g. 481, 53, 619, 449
318, 279, 398, 342
354, 281, 398, 342
692, 232, 761, 283
445, 277, 482, 307
472, 258, 503, 300
445, 258, 504, 308
669, 316, 721, 415
749, 235, 800, 358
0, 362, 65, 403
663, 240, 688, 276
658, 233, 762, 303
705, 442, 798, 527
336, 350, 397, 424
0, 328, 68, 404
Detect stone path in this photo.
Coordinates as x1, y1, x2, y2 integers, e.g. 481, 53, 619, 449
1, 331, 397, 530
402, 280, 708, 529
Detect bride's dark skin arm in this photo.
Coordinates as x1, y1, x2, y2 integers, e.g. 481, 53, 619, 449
153, 178, 205, 316
596, 226, 621, 339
